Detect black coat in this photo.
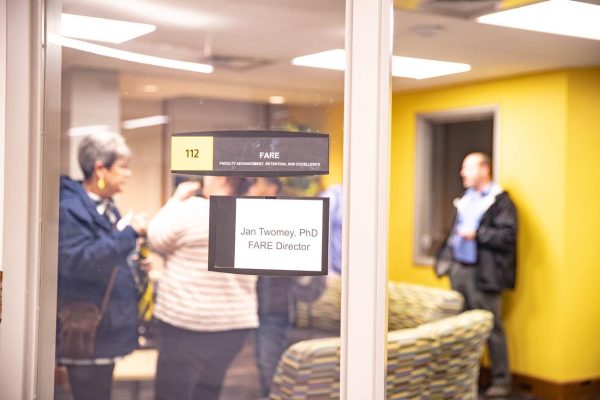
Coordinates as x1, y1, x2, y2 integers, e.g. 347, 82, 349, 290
436, 191, 518, 293
257, 275, 326, 320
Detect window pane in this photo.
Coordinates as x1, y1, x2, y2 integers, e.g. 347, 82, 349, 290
54, 1, 345, 399
390, 1, 600, 399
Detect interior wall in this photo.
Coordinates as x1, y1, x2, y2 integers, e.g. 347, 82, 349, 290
118, 99, 165, 219
286, 104, 344, 189
389, 70, 572, 382
563, 68, 600, 381
61, 68, 120, 179
166, 97, 269, 134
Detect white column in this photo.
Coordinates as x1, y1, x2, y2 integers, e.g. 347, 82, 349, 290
341, 0, 392, 399
1, 0, 38, 398
0, 0, 6, 266
0, 0, 61, 399
62, 68, 120, 179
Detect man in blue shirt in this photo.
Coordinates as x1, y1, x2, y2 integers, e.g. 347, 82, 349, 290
436, 153, 518, 398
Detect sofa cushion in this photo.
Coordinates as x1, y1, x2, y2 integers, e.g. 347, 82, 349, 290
420, 310, 494, 399
275, 310, 493, 400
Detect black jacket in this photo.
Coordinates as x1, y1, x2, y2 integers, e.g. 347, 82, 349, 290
257, 276, 326, 320
436, 191, 518, 293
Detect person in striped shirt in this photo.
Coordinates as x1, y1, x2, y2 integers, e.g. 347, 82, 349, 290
148, 176, 257, 400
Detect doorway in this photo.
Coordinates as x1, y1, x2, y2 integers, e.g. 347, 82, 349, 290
413, 107, 496, 265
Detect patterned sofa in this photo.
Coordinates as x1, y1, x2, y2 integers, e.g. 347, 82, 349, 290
271, 310, 493, 400
273, 281, 493, 399
295, 279, 465, 332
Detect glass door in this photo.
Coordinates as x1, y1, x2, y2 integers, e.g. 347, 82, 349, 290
53, 1, 349, 400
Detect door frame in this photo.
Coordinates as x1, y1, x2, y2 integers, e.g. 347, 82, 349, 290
0, 0, 61, 398
0, 0, 393, 398
342, 0, 392, 398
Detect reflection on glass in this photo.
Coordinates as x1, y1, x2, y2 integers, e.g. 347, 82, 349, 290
56, 132, 147, 399
55, 1, 345, 399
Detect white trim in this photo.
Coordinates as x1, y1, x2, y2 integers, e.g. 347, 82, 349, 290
341, 0, 391, 398
413, 105, 499, 265
416, 105, 500, 176
0, 0, 60, 399
0, 0, 6, 268
1, 1, 38, 397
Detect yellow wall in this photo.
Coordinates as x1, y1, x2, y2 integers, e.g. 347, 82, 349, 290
323, 104, 344, 187
562, 69, 600, 381
287, 104, 344, 188
311, 69, 600, 382
389, 69, 600, 383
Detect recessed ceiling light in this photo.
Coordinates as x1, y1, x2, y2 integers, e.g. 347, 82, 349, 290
392, 56, 471, 80
292, 49, 471, 79
122, 115, 169, 130
50, 35, 214, 74
477, 0, 600, 41
292, 49, 346, 71
143, 84, 160, 93
269, 96, 286, 105
61, 13, 156, 44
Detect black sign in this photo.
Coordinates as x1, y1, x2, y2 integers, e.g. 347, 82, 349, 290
171, 130, 329, 176
208, 196, 329, 276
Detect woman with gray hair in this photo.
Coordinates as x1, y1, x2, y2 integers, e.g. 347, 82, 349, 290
56, 131, 147, 400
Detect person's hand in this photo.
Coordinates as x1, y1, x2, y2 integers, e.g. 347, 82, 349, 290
296, 276, 312, 286
173, 181, 201, 201
131, 213, 148, 237
458, 229, 476, 241
139, 258, 152, 273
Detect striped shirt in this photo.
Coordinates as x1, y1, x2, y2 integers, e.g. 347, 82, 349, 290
148, 196, 258, 332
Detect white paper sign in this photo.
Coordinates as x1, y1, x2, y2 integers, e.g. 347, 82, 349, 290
234, 198, 323, 272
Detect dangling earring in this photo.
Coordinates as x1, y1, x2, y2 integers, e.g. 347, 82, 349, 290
97, 176, 106, 190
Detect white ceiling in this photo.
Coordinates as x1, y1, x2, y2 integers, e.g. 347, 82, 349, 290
62, 0, 600, 104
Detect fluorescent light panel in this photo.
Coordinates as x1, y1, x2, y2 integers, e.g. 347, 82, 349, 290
292, 49, 471, 79
269, 96, 286, 105
123, 115, 169, 130
50, 35, 213, 74
68, 125, 111, 137
61, 13, 156, 44
143, 84, 160, 93
477, 0, 600, 41
292, 49, 346, 71
392, 57, 471, 79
